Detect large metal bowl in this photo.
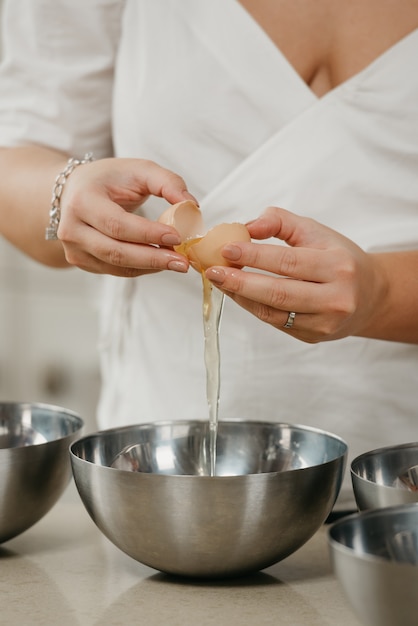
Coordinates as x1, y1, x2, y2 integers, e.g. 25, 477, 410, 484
70, 419, 347, 578
0, 402, 84, 542
329, 503, 418, 626
351, 442, 418, 511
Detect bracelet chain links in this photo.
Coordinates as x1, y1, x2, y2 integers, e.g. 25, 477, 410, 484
45, 152, 94, 240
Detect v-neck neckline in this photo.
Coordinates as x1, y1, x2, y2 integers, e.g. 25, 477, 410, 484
233, 0, 418, 102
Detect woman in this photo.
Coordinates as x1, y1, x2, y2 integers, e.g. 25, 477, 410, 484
0, 0, 417, 509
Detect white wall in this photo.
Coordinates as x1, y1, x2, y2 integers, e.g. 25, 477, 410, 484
0, 0, 100, 432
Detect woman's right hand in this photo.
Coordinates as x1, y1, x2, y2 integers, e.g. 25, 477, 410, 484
58, 157, 196, 277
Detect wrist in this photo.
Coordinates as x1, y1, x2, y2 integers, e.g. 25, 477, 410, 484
45, 152, 94, 240
355, 252, 418, 343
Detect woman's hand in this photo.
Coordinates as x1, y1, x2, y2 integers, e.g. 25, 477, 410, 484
205, 206, 394, 344
58, 157, 195, 277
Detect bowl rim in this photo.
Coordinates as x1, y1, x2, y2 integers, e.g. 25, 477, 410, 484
0, 401, 84, 449
328, 502, 418, 571
351, 441, 418, 490
69, 418, 348, 477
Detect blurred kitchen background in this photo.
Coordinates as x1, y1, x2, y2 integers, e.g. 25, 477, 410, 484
0, 0, 100, 433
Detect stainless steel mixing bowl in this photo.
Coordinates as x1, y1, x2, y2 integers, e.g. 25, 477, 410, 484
329, 503, 418, 626
351, 442, 418, 511
0, 402, 84, 542
70, 419, 347, 578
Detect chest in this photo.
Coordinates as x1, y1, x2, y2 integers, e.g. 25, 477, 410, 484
238, 0, 418, 96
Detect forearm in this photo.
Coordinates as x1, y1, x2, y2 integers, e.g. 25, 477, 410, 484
358, 250, 418, 344
0, 145, 70, 267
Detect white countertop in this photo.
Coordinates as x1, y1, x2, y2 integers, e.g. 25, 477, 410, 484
0, 482, 362, 626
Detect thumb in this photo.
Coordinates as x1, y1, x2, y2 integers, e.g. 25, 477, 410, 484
246, 206, 339, 249
133, 160, 199, 206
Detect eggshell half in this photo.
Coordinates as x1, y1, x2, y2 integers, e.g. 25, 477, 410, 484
158, 200, 205, 241
187, 222, 251, 271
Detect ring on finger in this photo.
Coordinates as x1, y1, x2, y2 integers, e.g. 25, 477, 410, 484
284, 311, 296, 329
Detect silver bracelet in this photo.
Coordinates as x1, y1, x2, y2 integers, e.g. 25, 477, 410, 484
45, 152, 94, 240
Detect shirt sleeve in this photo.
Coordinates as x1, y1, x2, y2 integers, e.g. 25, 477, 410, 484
0, 0, 125, 158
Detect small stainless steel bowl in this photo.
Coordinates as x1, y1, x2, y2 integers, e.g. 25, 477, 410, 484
329, 503, 418, 626
70, 419, 347, 578
351, 442, 418, 511
0, 402, 84, 542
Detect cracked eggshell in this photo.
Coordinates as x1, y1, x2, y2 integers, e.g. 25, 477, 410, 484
158, 200, 250, 271
158, 200, 205, 241
187, 222, 251, 271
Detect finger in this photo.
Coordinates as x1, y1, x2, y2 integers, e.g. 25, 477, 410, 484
228, 291, 351, 345
61, 194, 184, 247
63, 247, 157, 277
205, 266, 325, 314
246, 206, 348, 249
65, 246, 188, 276
225, 291, 305, 330
131, 159, 199, 206
226, 294, 321, 343
77, 157, 198, 208
63, 227, 189, 273
221, 241, 334, 282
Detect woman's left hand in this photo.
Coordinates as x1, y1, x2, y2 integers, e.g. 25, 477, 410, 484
204, 206, 388, 343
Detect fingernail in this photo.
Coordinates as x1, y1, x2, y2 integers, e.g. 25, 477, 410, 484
161, 233, 181, 246
182, 191, 199, 206
206, 268, 225, 285
168, 259, 188, 273
222, 244, 241, 261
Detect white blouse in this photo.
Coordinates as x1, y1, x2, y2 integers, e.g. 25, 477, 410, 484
1, 0, 418, 507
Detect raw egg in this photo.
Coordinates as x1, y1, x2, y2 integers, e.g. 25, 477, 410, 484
158, 201, 250, 272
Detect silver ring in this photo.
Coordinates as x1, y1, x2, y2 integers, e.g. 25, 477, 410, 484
284, 311, 296, 329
